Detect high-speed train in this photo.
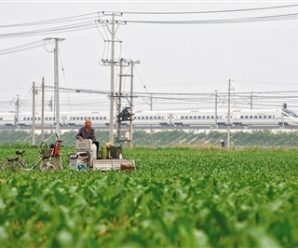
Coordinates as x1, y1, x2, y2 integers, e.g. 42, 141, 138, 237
0, 107, 298, 127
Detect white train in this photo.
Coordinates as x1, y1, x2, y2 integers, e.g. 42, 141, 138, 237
0, 107, 298, 127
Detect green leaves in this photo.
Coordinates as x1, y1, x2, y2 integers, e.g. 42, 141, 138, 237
0, 147, 298, 247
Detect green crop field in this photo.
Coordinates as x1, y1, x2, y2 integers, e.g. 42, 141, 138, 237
0, 146, 298, 247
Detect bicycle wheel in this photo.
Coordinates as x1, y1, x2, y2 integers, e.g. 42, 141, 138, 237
1, 157, 17, 171
40, 161, 55, 171
0, 161, 10, 170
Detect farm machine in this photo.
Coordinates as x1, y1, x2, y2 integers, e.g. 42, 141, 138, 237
68, 139, 135, 171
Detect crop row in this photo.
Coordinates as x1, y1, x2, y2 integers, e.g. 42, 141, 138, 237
0, 146, 298, 247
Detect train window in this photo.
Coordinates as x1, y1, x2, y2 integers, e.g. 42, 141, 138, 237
254, 115, 258, 119
45, 117, 48, 121
104, 117, 106, 120
189, 116, 193, 119
198, 116, 201, 119
158, 116, 161, 120
250, 115, 253, 119
194, 116, 197, 119
263, 115, 267, 119
245, 115, 248, 119
141, 117, 144, 120
268, 115, 272, 119
258, 115, 262, 119
38, 117, 41, 121
202, 116, 206, 119
185, 116, 188, 119
211, 116, 214, 119
240, 115, 244, 119
150, 116, 153, 120
272, 115, 275, 119
23, 117, 26, 121
0, 117, 2, 121
181, 116, 184, 120
145, 116, 149, 120
207, 116, 210, 119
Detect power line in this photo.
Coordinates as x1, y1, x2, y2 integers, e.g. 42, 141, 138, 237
0, 21, 101, 38
124, 12, 298, 25
0, 12, 99, 28
1, 4, 297, 29
118, 4, 298, 15
0, 39, 45, 55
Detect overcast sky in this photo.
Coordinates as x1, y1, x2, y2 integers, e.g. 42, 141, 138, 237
1, 1, 298, 112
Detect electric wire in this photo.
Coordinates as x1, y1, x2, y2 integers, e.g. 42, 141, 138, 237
0, 21, 100, 38
1, 4, 298, 29
0, 12, 99, 28
118, 4, 298, 15
0, 40, 45, 55
124, 12, 298, 25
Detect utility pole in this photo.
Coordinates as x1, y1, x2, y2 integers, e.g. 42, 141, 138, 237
41, 77, 45, 142
128, 60, 138, 147
227, 79, 231, 149
98, 12, 126, 144
109, 13, 116, 143
14, 95, 20, 126
116, 58, 124, 143
215, 90, 218, 128
44, 37, 65, 136
150, 93, 153, 111
250, 92, 253, 109
114, 59, 139, 146
32, 82, 37, 146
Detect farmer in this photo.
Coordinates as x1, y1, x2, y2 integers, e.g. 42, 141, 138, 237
76, 119, 99, 158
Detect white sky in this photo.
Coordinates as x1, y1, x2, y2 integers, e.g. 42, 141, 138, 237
1, 1, 298, 113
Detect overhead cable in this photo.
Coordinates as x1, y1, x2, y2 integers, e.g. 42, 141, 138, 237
124, 12, 298, 25
0, 12, 99, 28
118, 4, 298, 15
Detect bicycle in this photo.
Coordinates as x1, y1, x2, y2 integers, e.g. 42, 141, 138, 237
30, 142, 56, 171
0, 150, 29, 171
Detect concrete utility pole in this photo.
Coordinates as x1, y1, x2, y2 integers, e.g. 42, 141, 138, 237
215, 90, 218, 128
32, 82, 37, 146
150, 93, 153, 111
14, 95, 20, 126
44, 37, 65, 136
99, 12, 126, 143
116, 58, 124, 143
128, 60, 135, 147
41, 77, 45, 142
109, 13, 116, 143
114, 59, 139, 146
227, 79, 231, 149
